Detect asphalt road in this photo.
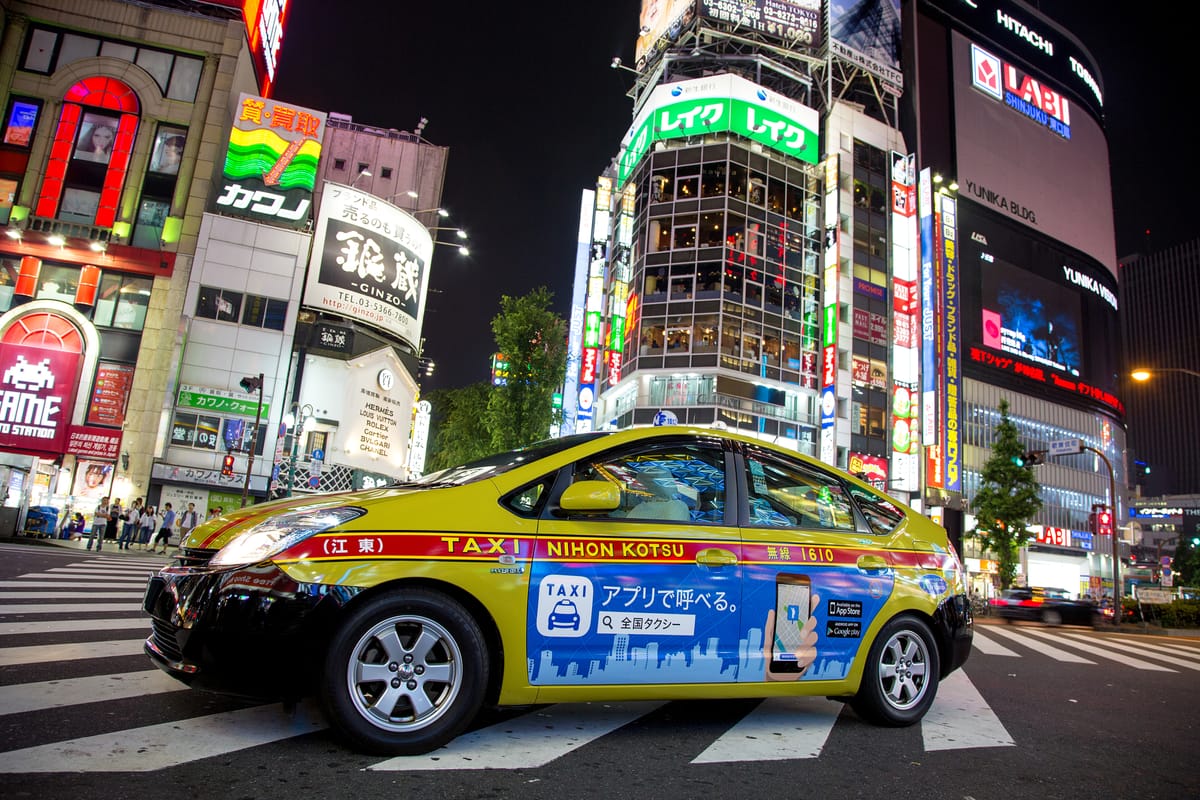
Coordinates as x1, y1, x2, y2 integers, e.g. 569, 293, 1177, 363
0, 540, 1197, 800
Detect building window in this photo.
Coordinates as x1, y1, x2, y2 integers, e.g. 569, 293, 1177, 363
357, 162, 369, 174
196, 285, 288, 330
170, 411, 264, 455
334, 158, 346, 170
380, 166, 393, 179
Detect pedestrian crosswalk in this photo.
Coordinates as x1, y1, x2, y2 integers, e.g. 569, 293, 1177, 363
2, 550, 1198, 774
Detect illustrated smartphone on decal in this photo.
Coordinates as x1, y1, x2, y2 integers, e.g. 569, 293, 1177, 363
772, 573, 811, 673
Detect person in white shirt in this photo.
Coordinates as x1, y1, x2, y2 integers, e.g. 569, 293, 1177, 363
118, 499, 142, 551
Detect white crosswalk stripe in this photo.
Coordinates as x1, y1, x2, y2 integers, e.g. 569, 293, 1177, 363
969, 629, 1020, 657
369, 701, 667, 771
0, 581, 148, 589
0, 699, 327, 773
980, 625, 1095, 662
1059, 632, 1200, 671
1019, 627, 1175, 671
0, 638, 146, 667
0, 591, 144, 599
922, 669, 1015, 751
691, 696, 840, 763
0, 618, 148, 635
0, 669, 187, 715
0, 603, 143, 614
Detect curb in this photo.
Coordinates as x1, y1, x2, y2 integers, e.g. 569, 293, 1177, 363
1, 535, 178, 559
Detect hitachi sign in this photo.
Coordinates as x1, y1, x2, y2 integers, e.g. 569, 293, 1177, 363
995, 9, 1054, 57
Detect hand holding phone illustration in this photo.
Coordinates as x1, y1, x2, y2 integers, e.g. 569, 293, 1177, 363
764, 574, 820, 681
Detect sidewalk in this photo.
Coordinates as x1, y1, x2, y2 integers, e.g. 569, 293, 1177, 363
1, 533, 179, 560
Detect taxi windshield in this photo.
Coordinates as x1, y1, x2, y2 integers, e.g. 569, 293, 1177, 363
415, 433, 607, 486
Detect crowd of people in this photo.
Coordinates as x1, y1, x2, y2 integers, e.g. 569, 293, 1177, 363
76, 498, 209, 553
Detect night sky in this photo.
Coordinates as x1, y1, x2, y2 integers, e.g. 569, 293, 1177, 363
272, 1, 1190, 393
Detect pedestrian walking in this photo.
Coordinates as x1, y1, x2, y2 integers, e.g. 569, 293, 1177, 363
154, 503, 176, 554
87, 496, 109, 551
118, 498, 142, 550
138, 505, 158, 549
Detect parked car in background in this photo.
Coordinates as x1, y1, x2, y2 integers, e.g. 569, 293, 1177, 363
991, 587, 1098, 626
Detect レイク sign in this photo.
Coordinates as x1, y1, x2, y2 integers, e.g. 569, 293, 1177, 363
0, 343, 81, 455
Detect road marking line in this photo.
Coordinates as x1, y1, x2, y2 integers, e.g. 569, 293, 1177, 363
982, 626, 1095, 663
970, 629, 1020, 657
0, 699, 326, 772
691, 696, 841, 763
19, 572, 149, 581
1108, 637, 1200, 659
0, 618, 148, 635
0, 638, 146, 666
0, 581, 146, 589
0, 603, 143, 614
923, 670, 1015, 751
0, 592, 144, 599
1060, 633, 1200, 671
1020, 628, 1174, 671
368, 701, 666, 771
0, 669, 186, 716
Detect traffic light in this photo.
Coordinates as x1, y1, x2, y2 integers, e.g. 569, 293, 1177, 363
1013, 450, 1046, 467
1096, 507, 1113, 538
221, 454, 235, 478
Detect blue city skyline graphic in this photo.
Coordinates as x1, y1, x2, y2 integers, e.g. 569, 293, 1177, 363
528, 626, 851, 685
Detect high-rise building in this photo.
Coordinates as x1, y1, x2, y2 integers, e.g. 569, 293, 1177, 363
570, 1, 1124, 599
1120, 239, 1200, 496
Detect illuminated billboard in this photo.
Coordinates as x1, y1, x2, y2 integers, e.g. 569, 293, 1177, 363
952, 31, 1115, 275
618, 73, 820, 186
637, 0, 697, 70
214, 93, 325, 229
699, 1, 822, 48
828, 0, 903, 90
304, 183, 433, 352
958, 201, 1121, 415
241, 0, 293, 97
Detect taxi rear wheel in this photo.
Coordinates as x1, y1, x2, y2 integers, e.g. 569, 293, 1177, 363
320, 589, 487, 755
850, 615, 939, 727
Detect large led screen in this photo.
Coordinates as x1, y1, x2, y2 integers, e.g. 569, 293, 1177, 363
951, 31, 1115, 276
958, 201, 1121, 415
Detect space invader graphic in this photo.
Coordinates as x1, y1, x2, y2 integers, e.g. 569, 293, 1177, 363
3, 355, 56, 391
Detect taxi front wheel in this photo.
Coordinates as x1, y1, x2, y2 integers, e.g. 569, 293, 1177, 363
850, 615, 939, 727
320, 588, 488, 755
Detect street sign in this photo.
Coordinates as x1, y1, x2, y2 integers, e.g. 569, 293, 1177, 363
1049, 438, 1082, 456
1136, 587, 1173, 604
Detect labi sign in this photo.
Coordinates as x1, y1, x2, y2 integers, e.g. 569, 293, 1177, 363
0, 343, 81, 456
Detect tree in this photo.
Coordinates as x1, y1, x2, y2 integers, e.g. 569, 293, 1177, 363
1174, 535, 1200, 588
967, 398, 1043, 590
485, 286, 567, 451
423, 383, 494, 472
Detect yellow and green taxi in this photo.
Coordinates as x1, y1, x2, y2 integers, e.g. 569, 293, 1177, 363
143, 426, 972, 754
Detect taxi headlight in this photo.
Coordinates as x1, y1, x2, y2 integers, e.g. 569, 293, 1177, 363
210, 507, 365, 568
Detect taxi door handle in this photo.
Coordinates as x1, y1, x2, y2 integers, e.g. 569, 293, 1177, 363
697, 548, 738, 567
857, 554, 889, 571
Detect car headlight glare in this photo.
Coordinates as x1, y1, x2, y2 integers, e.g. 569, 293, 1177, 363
210, 507, 365, 568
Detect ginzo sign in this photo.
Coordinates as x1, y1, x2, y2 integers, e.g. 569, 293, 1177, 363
0, 343, 81, 455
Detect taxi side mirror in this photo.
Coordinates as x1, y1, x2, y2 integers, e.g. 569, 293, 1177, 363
559, 480, 621, 513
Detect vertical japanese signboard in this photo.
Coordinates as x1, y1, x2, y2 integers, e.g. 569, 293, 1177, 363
940, 193, 961, 494
819, 154, 840, 466
304, 183, 433, 353
917, 167, 941, 490
213, 92, 325, 228
890, 152, 920, 493
561, 189, 594, 437
577, 178, 611, 433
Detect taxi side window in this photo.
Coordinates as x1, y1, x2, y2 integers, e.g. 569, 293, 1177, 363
847, 485, 905, 535
503, 479, 551, 517
572, 444, 727, 524
743, 448, 857, 531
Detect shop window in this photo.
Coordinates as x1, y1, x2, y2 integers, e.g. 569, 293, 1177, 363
0, 257, 16, 312
696, 262, 721, 296
699, 212, 724, 247
677, 176, 698, 199
645, 267, 667, 297
130, 198, 169, 248
701, 164, 726, 197
649, 219, 671, 252
728, 163, 747, 199
34, 265, 79, 304
651, 173, 673, 202
640, 320, 665, 354
673, 219, 697, 249
669, 276, 694, 300
693, 315, 718, 352
0, 178, 19, 227
241, 295, 289, 331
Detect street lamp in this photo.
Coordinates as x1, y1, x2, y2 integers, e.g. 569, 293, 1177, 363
238, 374, 264, 508
428, 226, 470, 257
1130, 367, 1200, 382
284, 402, 314, 497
